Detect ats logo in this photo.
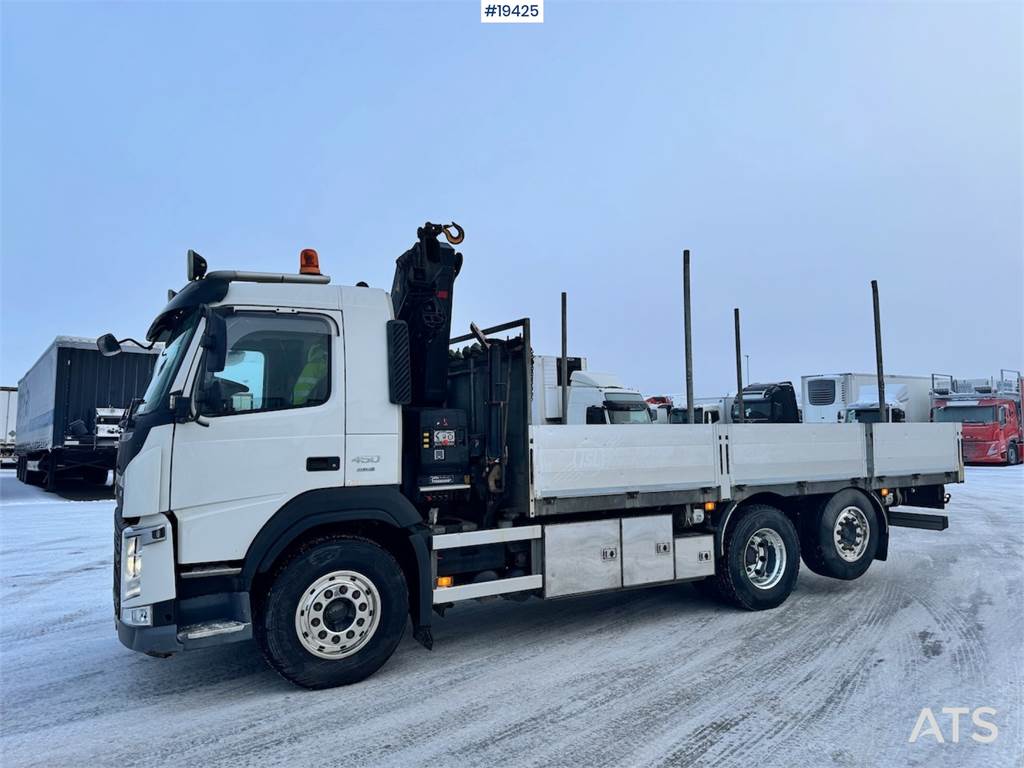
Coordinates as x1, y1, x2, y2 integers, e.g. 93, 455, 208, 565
909, 707, 998, 744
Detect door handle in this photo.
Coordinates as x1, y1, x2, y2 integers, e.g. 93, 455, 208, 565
306, 456, 340, 472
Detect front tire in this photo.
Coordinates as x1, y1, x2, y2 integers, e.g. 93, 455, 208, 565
712, 504, 800, 610
800, 490, 878, 580
1007, 442, 1019, 466
256, 536, 408, 689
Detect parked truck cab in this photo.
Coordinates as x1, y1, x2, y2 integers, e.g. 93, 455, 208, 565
731, 382, 800, 423
930, 371, 1023, 465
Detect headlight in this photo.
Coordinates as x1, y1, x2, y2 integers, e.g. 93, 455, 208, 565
124, 535, 142, 599
126, 535, 142, 579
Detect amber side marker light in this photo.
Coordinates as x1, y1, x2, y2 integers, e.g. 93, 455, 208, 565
703, 501, 716, 512
880, 488, 890, 497
300, 248, 321, 275
436, 576, 454, 588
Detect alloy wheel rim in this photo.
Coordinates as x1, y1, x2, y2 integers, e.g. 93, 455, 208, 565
294, 570, 381, 660
833, 506, 870, 562
744, 528, 787, 590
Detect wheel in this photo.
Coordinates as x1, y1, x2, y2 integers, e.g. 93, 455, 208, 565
256, 536, 408, 689
712, 504, 800, 611
799, 490, 878, 580
1007, 442, 1019, 466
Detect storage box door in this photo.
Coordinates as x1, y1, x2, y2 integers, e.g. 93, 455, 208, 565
543, 519, 621, 597
621, 515, 674, 586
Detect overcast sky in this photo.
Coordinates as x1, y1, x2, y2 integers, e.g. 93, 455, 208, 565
2, 1, 1021, 397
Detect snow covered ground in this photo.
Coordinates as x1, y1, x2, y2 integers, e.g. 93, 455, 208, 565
1, 467, 1021, 768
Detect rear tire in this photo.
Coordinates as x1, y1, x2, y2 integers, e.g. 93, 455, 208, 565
256, 536, 408, 689
712, 504, 800, 611
800, 490, 878, 580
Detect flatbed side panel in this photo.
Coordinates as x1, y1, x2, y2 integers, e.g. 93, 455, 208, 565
872, 423, 961, 477
725, 424, 866, 487
530, 424, 717, 500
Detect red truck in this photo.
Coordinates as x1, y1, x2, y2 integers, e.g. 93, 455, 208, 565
931, 370, 1023, 465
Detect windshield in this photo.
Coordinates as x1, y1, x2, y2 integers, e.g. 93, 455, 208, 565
733, 399, 772, 422
608, 407, 654, 424
670, 407, 703, 424
604, 392, 653, 424
933, 405, 996, 424
136, 310, 200, 416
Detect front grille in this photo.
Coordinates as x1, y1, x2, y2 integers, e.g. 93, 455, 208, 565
807, 379, 837, 406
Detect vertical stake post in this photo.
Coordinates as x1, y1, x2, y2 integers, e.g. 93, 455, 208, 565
561, 291, 569, 425
683, 250, 695, 425
734, 308, 744, 423
872, 280, 886, 423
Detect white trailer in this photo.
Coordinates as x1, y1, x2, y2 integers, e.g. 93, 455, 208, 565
802, 373, 932, 423
106, 224, 964, 690
0, 387, 16, 466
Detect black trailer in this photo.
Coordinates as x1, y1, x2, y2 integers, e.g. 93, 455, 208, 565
15, 337, 158, 490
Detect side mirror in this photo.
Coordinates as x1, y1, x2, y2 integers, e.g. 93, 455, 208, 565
586, 406, 607, 425
169, 393, 193, 423
97, 333, 122, 357
187, 249, 208, 281
201, 310, 227, 373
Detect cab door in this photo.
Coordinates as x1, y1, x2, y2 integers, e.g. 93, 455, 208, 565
170, 309, 344, 564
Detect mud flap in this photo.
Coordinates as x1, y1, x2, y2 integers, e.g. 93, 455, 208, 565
408, 528, 434, 649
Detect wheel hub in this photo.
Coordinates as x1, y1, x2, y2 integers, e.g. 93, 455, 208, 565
294, 570, 381, 660
744, 528, 786, 590
833, 506, 870, 562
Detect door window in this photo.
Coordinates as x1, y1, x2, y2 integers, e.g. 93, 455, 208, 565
199, 312, 333, 417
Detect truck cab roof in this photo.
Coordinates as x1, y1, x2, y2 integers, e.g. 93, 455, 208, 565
570, 371, 626, 389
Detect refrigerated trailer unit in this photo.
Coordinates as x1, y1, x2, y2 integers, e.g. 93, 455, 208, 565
802, 373, 932, 423
107, 224, 964, 689
15, 337, 159, 489
0, 387, 16, 466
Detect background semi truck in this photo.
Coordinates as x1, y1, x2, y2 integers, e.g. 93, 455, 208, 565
647, 395, 734, 424
801, 373, 931, 423
15, 336, 159, 490
107, 224, 963, 690
0, 386, 17, 467
731, 382, 800, 423
531, 354, 651, 425
931, 371, 1023, 465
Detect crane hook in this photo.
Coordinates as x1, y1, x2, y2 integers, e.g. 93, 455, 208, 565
441, 222, 464, 245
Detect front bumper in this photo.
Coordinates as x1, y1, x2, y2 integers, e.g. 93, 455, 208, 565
115, 510, 253, 656
963, 440, 1004, 464
117, 619, 184, 656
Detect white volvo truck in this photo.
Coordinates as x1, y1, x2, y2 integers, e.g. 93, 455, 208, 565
104, 223, 964, 689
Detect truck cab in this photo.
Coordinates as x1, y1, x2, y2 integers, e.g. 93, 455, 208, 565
568, 371, 652, 425
533, 356, 650, 425
930, 371, 1023, 465
731, 382, 800, 423
840, 385, 912, 424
